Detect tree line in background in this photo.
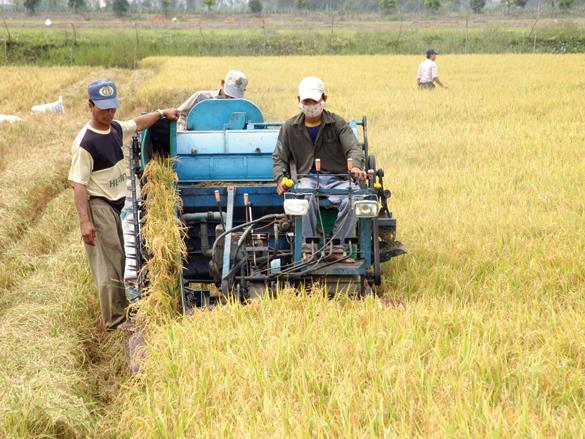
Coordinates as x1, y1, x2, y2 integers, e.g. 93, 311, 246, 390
15, 0, 581, 17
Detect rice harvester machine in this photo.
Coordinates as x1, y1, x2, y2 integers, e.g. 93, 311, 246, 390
129, 99, 405, 310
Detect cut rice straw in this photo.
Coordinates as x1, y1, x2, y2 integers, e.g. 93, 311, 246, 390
134, 157, 187, 328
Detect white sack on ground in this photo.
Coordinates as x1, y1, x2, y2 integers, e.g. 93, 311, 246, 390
31, 96, 64, 114
0, 115, 23, 124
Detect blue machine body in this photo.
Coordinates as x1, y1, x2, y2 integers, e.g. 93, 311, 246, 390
179, 99, 278, 182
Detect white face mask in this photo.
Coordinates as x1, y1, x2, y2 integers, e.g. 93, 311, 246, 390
299, 100, 325, 118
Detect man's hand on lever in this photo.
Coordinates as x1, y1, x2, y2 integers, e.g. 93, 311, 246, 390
277, 177, 294, 196
346, 158, 366, 182
350, 167, 367, 182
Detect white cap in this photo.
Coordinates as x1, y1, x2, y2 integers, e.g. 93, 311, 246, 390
223, 70, 248, 99
298, 76, 325, 102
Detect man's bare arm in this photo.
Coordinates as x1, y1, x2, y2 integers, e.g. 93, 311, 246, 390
72, 183, 96, 246
434, 77, 447, 88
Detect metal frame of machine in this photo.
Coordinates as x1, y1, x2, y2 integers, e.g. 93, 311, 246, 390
128, 99, 405, 311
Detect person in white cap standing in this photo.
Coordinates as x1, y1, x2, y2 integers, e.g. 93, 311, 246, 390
177, 70, 248, 130
272, 76, 367, 262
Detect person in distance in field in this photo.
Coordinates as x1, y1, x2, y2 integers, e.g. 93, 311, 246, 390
417, 49, 447, 90
272, 76, 367, 263
68, 79, 179, 331
177, 70, 248, 130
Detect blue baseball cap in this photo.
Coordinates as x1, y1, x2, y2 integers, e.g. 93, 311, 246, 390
88, 79, 119, 109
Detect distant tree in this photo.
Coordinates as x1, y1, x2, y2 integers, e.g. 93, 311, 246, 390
161, 0, 177, 15
46, 0, 61, 10
275, 0, 292, 8
68, 0, 85, 12
202, 0, 215, 11
23, 0, 42, 14
294, 0, 307, 9
379, 0, 396, 13
249, 0, 263, 12
559, 0, 574, 9
470, 0, 485, 12
113, 0, 129, 15
512, 0, 527, 7
424, 0, 440, 11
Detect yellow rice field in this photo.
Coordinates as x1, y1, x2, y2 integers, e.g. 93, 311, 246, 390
0, 55, 583, 437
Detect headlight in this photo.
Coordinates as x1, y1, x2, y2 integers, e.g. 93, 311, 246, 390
353, 200, 379, 218
284, 198, 310, 216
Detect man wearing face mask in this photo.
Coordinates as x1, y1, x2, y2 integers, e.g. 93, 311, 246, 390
272, 76, 367, 261
177, 70, 248, 131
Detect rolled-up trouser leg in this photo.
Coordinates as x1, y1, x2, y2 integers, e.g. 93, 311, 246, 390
296, 176, 318, 238
84, 198, 128, 330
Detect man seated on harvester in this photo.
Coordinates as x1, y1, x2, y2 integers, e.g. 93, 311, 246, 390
177, 70, 248, 131
272, 76, 367, 263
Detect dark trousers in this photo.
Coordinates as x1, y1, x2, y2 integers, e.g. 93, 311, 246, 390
418, 82, 435, 90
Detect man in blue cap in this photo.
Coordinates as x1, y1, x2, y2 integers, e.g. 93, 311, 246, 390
68, 79, 179, 331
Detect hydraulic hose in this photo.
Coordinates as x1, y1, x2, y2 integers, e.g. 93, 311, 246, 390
210, 213, 286, 261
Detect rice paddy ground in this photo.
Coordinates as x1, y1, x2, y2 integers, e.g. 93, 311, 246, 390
0, 54, 583, 437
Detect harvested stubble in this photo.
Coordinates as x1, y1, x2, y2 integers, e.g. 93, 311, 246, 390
0, 154, 69, 260
0, 66, 151, 438
0, 233, 130, 438
0, 197, 94, 437
0, 155, 130, 439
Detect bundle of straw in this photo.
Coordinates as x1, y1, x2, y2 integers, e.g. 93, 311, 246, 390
135, 157, 187, 327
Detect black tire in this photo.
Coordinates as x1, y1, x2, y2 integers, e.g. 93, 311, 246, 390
367, 154, 376, 173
